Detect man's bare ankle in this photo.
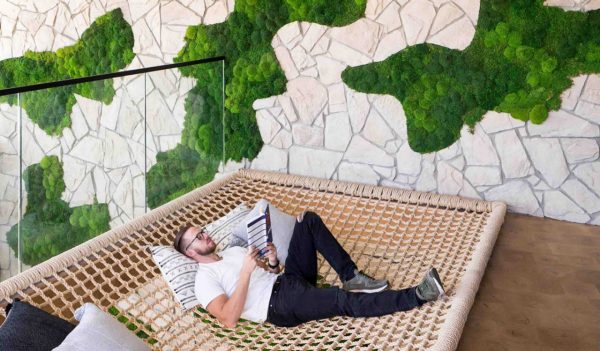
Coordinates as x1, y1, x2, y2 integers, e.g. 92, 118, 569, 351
296, 211, 307, 223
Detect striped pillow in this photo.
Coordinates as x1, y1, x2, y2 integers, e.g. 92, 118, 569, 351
149, 246, 199, 310
150, 203, 251, 310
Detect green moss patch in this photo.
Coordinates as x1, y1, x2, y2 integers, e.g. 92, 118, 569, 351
6, 156, 110, 265
146, 144, 220, 209
0, 9, 134, 135
145, 0, 366, 209
176, 0, 366, 161
343, 0, 600, 153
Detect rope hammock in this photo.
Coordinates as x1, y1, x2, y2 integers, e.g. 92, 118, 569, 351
0, 170, 506, 350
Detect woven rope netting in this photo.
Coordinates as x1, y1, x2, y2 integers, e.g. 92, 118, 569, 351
0, 170, 506, 350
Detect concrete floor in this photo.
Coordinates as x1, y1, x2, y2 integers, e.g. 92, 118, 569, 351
457, 213, 600, 351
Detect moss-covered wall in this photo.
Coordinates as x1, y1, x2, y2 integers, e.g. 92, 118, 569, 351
0, 9, 134, 135
6, 156, 110, 265
176, 0, 365, 161
343, 0, 600, 153
146, 0, 367, 208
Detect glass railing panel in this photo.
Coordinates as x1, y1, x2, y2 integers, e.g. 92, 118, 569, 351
0, 96, 21, 281
15, 74, 145, 272
145, 61, 224, 210
0, 57, 224, 282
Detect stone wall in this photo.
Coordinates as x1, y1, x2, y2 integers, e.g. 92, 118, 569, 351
1, 0, 600, 279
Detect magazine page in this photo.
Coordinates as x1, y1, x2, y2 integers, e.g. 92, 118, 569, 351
246, 205, 272, 257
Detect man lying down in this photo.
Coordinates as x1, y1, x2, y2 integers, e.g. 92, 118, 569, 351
173, 210, 446, 328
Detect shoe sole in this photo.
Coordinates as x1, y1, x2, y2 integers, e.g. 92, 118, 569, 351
345, 284, 388, 293
429, 268, 446, 299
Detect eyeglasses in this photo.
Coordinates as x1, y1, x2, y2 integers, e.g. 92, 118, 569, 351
183, 227, 208, 252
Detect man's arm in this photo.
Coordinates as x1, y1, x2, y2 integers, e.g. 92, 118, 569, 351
206, 272, 252, 328
206, 247, 259, 328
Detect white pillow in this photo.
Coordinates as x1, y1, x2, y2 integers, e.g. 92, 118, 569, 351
204, 203, 251, 252
149, 246, 199, 310
232, 199, 296, 264
150, 202, 250, 310
53, 303, 150, 351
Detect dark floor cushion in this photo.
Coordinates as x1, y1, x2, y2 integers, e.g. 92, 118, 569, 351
0, 300, 75, 351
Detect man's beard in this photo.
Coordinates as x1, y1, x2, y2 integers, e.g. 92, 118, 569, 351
197, 243, 216, 256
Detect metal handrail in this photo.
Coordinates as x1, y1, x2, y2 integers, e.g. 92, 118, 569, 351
0, 56, 225, 96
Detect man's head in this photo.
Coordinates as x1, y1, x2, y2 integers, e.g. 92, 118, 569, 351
174, 225, 217, 259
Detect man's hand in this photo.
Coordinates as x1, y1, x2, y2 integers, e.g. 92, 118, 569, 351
265, 242, 278, 266
241, 246, 259, 276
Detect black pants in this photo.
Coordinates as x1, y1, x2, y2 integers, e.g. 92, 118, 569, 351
266, 212, 422, 327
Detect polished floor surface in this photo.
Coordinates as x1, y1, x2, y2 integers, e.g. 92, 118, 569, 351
457, 213, 600, 351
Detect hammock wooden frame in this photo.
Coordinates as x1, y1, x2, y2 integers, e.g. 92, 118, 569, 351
0, 170, 506, 350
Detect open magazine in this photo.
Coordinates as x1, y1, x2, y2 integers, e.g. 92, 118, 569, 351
246, 204, 273, 258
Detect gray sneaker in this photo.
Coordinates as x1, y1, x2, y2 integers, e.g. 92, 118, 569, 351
342, 269, 389, 293
416, 267, 446, 302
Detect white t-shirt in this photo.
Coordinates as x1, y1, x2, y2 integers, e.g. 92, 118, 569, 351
194, 246, 280, 323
